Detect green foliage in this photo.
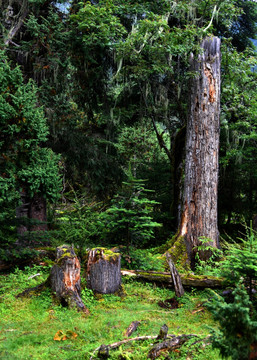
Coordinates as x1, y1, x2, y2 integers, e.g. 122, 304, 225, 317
208, 283, 257, 360
0, 50, 61, 257
208, 224, 257, 359
194, 237, 223, 277
81, 287, 95, 306
214, 0, 257, 51
120, 247, 165, 271
99, 174, 161, 248
50, 191, 100, 254
0, 50, 61, 203
219, 43, 257, 224
221, 223, 257, 292
70, 1, 127, 49
0, 265, 219, 360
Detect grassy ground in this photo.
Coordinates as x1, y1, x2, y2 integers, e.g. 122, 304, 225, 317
0, 265, 222, 360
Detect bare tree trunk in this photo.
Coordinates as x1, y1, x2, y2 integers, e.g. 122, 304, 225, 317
179, 37, 221, 267
16, 191, 47, 246
29, 194, 48, 232
16, 190, 29, 237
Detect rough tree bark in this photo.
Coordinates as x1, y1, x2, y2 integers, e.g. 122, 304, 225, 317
86, 248, 121, 294
172, 37, 221, 268
50, 245, 89, 312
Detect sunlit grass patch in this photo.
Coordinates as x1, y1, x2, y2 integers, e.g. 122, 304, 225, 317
0, 265, 221, 359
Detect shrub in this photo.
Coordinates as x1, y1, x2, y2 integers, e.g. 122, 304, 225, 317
208, 223, 257, 359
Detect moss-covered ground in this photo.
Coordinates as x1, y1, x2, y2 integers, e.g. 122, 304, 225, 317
0, 264, 223, 359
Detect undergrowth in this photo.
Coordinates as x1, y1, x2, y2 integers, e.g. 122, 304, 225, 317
0, 265, 221, 359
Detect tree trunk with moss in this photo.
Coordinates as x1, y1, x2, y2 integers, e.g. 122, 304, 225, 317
169, 37, 221, 268
50, 245, 89, 312
86, 248, 121, 294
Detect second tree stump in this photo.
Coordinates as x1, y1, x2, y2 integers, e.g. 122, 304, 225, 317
86, 248, 121, 294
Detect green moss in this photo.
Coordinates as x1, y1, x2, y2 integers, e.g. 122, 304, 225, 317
157, 231, 179, 253
115, 285, 126, 298
56, 245, 76, 263
166, 235, 190, 271
42, 259, 55, 266
35, 246, 56, 252
87, 247, 120, 262
182, 273, 224, 281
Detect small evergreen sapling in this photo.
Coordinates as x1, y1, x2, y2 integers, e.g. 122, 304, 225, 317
208, 282, 257, 360
99, 174, 161, 249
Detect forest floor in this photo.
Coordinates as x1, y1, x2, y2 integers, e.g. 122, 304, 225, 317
0, 264, 223, 360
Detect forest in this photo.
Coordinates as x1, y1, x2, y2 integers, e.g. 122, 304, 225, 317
0, 0, 257, 359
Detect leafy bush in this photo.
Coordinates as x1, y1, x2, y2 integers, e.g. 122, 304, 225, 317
194, 237, 223, 277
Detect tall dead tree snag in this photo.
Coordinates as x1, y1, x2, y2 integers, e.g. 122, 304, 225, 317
168, 37, 221, 268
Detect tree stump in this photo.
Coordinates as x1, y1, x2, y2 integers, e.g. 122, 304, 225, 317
86, 248, 121, 294
50, 245, 89, 313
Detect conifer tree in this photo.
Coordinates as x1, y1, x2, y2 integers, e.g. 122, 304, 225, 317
0, 50, 61, 259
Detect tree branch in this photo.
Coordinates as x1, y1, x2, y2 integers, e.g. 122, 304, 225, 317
90, 333, 206, 359
4, 10, 28, 47
150, 114, 173, 162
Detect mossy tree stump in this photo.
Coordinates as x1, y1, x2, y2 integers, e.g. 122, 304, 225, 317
86, 248, 121, 294
50, 245, 89, 313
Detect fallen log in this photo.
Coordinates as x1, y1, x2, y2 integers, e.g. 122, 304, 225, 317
121, 269, 224, 288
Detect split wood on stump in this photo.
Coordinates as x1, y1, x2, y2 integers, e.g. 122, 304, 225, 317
50, 244, 89, 313
86, 248, 121, 294
166, 253, 184, 297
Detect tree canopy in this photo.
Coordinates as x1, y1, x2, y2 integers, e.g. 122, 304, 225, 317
0, 0, 257, 259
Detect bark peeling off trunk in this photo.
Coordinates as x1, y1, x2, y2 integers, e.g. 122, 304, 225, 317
181, 37, 221, 266
50, 245, 89, 312
86, 248, 121, 294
